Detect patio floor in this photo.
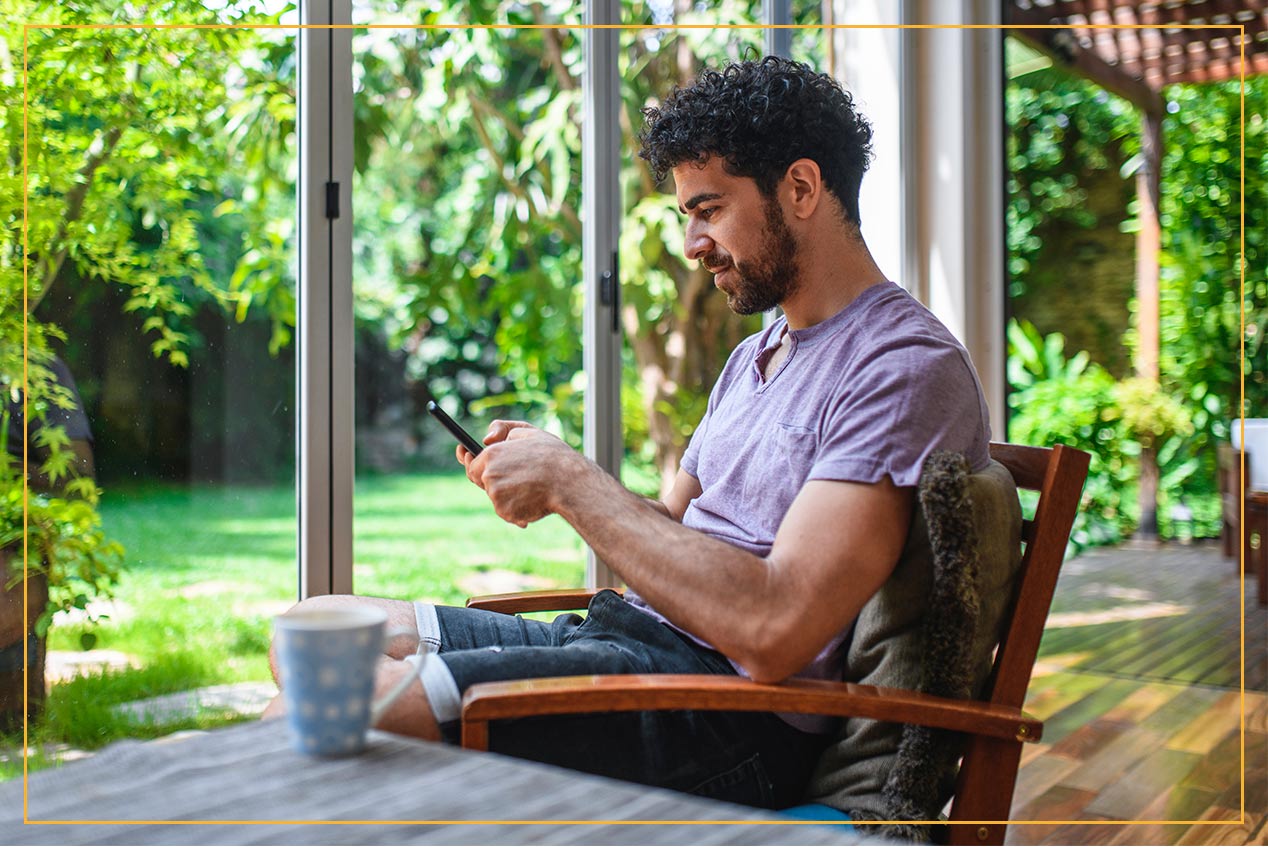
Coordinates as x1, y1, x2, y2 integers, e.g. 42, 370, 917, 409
1006, 540, 1267, 846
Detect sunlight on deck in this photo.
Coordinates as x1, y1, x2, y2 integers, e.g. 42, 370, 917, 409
1007, 541, 1266, 846
1047, 602, 1191, 628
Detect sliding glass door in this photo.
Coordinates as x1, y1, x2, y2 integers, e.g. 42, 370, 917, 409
347, 3, 587, 604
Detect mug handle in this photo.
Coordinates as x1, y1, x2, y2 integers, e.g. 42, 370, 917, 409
370, 625, 425, 727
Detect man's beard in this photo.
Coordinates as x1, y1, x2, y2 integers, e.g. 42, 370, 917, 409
705, 196, 800, 316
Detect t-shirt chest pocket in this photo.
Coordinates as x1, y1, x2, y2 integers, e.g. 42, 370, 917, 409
773, 421, 818, 484
735, 420, 819, 530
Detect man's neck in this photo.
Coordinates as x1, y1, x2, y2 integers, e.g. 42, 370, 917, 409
780, 233, 887, 330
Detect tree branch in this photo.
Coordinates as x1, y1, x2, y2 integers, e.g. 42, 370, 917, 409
675, 0, 695, 85
619, 100, 657, 197
0, 34, 14, 91
531, 5, 577, 92
30, 124, 124, 313
466, 88, 582, 240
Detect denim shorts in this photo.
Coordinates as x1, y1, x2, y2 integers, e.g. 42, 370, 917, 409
427, 589, 827, 809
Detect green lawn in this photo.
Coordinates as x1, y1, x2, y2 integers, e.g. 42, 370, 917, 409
2, 471, 585, 774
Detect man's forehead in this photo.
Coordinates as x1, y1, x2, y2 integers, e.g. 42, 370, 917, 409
672, 159, 740, 209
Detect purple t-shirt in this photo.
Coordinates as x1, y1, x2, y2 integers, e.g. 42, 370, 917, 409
626, 281, 991, 731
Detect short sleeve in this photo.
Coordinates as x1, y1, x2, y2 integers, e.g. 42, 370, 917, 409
680, 406, 710, 478
808, 343, 990, 488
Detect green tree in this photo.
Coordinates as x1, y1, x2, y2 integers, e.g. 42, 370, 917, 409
1156, 79, 1266, 457
351, 9, 587, 437
1007, 37, 1263, 540
1005, 42, 1137, 292
1, 0, 296, 628
351, 0, 776, 494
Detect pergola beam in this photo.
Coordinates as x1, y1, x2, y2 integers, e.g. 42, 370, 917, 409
1009, 25, 1164, 117
1007, 0, 1267, 87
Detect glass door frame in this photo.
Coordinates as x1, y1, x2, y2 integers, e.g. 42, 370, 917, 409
298, 0, 354, 598
296, 0, 1004, 599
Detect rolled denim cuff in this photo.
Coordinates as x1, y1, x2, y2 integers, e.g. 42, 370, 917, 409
411, 601, 461, 724
419, 655, 463, 725
412, 601, 442, 654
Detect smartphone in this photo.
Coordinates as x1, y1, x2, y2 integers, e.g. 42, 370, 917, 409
426, 400, 484, 456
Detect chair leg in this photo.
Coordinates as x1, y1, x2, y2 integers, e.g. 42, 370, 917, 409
1254, 531, 1268, 608
1250, 498, 1268, 605
947, 737, 1023, 846
1246, 518, 1255, 575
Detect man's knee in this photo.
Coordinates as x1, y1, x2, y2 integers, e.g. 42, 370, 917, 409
270, 594, 422, 667
283, 593, 359, 615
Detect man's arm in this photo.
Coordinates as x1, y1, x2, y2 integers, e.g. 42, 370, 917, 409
644, 468, 702, 521
461, 422, 912, 683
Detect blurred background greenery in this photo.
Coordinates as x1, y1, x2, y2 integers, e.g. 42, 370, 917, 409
1005, 40, 1262, 550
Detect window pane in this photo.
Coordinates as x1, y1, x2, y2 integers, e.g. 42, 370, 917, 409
3, 5, 298, 761
790, 0, 825, 63
350, 5, 586, 604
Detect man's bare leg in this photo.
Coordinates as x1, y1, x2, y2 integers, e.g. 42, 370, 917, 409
262, 593, 441, 741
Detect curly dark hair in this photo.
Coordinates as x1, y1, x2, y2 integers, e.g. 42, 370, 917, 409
638, 56, 874, 227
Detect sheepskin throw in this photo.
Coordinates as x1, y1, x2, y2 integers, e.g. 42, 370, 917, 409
804, 453, 1023, 843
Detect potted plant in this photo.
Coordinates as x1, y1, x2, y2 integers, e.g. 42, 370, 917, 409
1113, 376, 1194, 540
0, 350, 123, 731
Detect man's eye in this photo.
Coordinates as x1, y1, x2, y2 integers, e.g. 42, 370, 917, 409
699, 207, 717, 219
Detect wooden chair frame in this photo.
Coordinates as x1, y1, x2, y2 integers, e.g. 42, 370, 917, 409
1218, 443, 1244, 563
459, 442, 1090, 846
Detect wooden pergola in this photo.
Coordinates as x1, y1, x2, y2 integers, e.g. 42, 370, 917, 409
1005, 0, 1266, 535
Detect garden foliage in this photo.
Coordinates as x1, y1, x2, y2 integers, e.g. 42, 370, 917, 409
1, 0, 293, 634
1007, 49, 1261, 544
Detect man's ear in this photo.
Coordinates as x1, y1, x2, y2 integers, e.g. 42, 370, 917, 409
783, 159, 822, 220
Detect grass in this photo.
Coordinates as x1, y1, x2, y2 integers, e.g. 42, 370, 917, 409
351, 472, 586, 600
2, 470, 585, 777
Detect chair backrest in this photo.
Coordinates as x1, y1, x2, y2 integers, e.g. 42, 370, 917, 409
1231, 418, 1268, 491
979, 442, 1090, 710
947, 442, 1089, 844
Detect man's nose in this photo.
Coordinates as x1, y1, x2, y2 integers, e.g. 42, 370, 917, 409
684, 220, 712, 261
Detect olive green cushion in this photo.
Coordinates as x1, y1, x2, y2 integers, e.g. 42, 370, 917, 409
803, 458, 1023, 821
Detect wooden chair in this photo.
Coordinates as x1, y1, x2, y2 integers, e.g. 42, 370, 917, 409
1218, 443, 1245, 563
460, 442, 1090, 845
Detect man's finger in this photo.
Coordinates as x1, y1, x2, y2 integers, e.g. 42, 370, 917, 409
485, 420, 534, 444
463, 451, 487, 489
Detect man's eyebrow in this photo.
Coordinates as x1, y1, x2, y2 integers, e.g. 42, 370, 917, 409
679, 192, 723, 214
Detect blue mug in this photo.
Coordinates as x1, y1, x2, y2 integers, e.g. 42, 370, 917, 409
273, 605, 418, 756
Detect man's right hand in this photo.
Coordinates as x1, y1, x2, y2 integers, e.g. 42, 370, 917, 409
458, 421, 587, 527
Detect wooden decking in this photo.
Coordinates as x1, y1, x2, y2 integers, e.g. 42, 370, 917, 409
1007, 540, 1267, 845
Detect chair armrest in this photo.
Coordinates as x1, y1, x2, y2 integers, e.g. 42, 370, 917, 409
465, 588, 623, 615
459, 674, 1042, 751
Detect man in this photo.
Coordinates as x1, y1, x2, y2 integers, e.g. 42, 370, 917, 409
268, 56, 991, 808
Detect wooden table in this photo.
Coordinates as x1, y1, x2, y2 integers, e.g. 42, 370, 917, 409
0, 719, 873, 845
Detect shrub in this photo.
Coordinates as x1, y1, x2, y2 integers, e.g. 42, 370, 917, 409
1006, 320, 1210, 551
